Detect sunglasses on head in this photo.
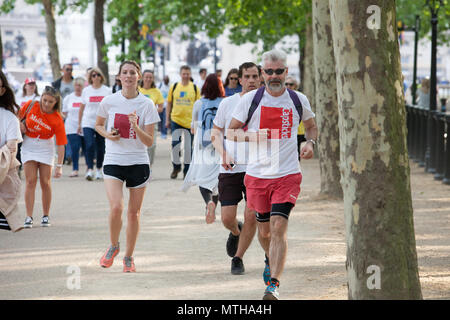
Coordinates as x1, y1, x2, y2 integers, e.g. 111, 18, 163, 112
263, 68, 286, 75
44, 86, 57, 94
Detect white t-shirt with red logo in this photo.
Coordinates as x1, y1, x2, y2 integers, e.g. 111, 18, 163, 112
232, 89, 315, 179
213, 93, 248, 174
62, 92, 84, 135
97, 91, 161, 166
81, 85, 111, 129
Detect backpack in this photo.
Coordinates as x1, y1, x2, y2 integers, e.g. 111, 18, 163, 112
243, 86, 303, 130
171, 82, 198, 102
200, 97, 222, 147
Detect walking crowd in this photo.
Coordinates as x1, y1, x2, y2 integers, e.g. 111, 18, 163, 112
0, 49, 318, 300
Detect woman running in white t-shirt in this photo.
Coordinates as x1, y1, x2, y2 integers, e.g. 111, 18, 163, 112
95, 60, 160, 273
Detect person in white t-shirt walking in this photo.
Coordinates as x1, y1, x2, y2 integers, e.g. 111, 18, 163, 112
62, 77, 85, 177
227, 49, 318, 300
95, 60, 160, 273
78, 68, 111, 181
211, 62, 260, 276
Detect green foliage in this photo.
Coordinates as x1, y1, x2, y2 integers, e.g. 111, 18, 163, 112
397, 0, 450, 45
0, 0, 16, 13
139, 0, 311, 55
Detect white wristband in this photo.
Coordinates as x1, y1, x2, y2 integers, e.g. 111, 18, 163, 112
55, 164, 63, 168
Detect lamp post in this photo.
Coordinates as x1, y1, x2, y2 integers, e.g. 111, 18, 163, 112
424, 0, 443, 173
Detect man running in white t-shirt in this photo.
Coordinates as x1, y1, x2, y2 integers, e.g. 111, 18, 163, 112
211, 62, 260, 276
227, 49, 318, 300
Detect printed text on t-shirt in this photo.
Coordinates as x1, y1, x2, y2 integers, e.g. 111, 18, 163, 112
113, 113, 139, 139
259, 106, 293, 139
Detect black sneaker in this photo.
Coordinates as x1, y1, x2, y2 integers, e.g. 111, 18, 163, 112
226, 221, 243, 257
231, 256, 245, 275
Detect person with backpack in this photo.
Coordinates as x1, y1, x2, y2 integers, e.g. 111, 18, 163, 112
211, 62, 260, 276
166, 65, 201, 179
227, 49, 318, 300
181, 74, 223, 224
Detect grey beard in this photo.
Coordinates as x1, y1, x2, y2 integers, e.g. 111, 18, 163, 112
267, 81, 284, 92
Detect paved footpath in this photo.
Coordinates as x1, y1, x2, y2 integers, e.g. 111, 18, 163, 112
0, 137, 448, 300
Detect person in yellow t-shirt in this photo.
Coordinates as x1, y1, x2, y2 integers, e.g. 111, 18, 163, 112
285, 76, 306, 160
138, 70, 164, 166
166, 65, 201, 179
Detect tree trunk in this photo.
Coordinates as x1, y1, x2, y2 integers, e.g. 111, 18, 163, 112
128, 8, 141, 63
312, 0, 342, 199
298, 32, 305, 91
0, 26, 3, 69
302, 15, 315, 113
329, 0, 422, 299
42, 0, 61, 81
94, 0, 109, 86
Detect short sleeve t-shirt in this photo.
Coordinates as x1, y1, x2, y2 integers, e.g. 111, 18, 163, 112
62, 92, 83, 135
168, 82, 201, 129
213, 93, 247, 174
59, 80, 74, 99
0, 108, 23, 146
18, 101, 67, 146
15, 94, 37, 109
232, 89, 315, 179
81, 85, 111, 128
97, 91, 161, 166
138, 87, 164, 106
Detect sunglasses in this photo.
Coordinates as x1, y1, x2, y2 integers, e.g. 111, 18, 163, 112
263, 68, 286, 75
65, 68, 73, 72
229, 77, 238, 81
91, 73, 101, 78
44, 86, 57, 94
285, 83, 295, 86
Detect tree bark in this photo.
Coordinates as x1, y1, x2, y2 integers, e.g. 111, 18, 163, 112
312, 0, 342, 199
298, 32, 305, 91
329, 0, 422, 299
42, 0, 61, 81
0, 26, 3, 69
94, 0, 109, 86
302, 15, 315, 113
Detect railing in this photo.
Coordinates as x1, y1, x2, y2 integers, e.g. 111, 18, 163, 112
406, 103, 450, 185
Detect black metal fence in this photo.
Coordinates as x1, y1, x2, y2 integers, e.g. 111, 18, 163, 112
406, 104, 450, 185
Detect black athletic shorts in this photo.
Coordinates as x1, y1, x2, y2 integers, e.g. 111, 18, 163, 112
218, 172, 247, 206
103, 164, 150, 188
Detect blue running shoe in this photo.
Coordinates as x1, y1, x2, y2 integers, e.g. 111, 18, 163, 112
263, 256, 271, 285
263, 281, 280, 300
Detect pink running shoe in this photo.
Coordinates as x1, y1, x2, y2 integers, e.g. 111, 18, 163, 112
123, 256, 136, 273
100, 244, 120, 268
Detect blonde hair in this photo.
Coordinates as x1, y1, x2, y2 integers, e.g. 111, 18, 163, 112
41, 86, 62, 114
88, 67, 106, 85
420, 78, 430, 93
73, 77, 85, 87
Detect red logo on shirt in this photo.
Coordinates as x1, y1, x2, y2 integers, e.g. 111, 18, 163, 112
89, 96, 104, 103
113, 113, 139, 139
259, 106, 293, 139
72, 103, 81, 108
